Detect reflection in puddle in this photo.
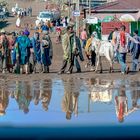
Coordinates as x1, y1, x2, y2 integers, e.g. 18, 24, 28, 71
62, 78, 80, 120
0, 88, 9, 116
0, 77, 140, 125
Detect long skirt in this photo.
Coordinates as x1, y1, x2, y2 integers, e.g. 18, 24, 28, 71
42, 48, 51, 66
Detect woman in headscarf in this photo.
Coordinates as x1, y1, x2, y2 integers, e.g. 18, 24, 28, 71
30, 32, 42, 73
17, 30, 31, 74
0, 29, 10, 73
9, 32, 17, 73
41, 31, 53, 73
85, 32, 99, 71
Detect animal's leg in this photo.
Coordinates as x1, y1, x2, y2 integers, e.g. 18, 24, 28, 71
105, 49, 114, 73
109, 60, 114, 73
99, 56, 103, 73
95, 55, 99, 72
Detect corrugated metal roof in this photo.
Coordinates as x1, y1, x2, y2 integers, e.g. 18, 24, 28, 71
94, 0, 140, 11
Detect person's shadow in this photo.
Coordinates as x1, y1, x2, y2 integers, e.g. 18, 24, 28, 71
0, 20, 11, 29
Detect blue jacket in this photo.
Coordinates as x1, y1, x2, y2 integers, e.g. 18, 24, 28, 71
30, 37, 41, 63
41, 25, 49, 31
17, 35, 31, 65
130, 36, 140, 59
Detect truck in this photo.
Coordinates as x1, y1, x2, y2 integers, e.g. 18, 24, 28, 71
36, 10, 61, 23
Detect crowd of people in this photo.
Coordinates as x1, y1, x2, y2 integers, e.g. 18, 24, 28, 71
0, 21, 140, 75
83, 25, 140, 74
12, 3, 32, 17
0, 28, 53, 74
35, 16, 73, 43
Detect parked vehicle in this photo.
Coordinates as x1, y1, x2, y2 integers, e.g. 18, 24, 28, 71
36, 10, 61, 23
37, 11, 53, 22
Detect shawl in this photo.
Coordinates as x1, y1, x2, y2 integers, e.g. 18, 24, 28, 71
118, 102, 124, 121
120, 31, 126, 47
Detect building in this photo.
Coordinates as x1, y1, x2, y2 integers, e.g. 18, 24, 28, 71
86, 0, 140, 40
80, 0, 115, 8
90, 0, 140, 21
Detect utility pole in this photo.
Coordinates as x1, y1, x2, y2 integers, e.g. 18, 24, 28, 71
76, 0, 80, 37
89, 0, 91, 16
68, 0, 71, 19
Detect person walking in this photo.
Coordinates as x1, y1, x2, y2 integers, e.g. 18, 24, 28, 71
17, 30, 31, 74
80, 28, 87, 49
9, 32, 17, 73
0, 29, 10, 73
41, 31, 52, 73
85, 32, 100, 71
58, 26, 84, 74
116, 25, 139, 74
30, 32, 42, 73
130, 30, 140, 71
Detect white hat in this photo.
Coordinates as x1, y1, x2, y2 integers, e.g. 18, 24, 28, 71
92, 31, 97, 37
1, 29, 5, 33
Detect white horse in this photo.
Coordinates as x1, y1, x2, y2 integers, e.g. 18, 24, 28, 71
94, 39, 114, 73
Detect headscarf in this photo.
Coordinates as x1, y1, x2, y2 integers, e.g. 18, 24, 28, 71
24, 29, 30, 36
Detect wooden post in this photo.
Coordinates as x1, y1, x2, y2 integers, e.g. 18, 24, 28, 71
76, 0, 80, 37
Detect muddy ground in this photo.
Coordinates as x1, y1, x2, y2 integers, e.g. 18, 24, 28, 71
1, 0, 140, 82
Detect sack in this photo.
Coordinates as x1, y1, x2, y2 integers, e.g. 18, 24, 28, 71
42, 40, 49, 48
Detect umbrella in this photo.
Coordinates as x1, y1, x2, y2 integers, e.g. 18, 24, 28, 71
120, 14, 135, 22
102, 16, 114, 22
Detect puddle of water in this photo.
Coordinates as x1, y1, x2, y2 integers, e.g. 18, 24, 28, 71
0, 77, 140, 127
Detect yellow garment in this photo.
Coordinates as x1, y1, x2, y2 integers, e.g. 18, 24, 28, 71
62, 33, 69, 60
112, 32, 117, 45
85, 38, 92, 55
